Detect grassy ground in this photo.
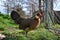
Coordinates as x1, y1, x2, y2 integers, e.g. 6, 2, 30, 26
0, 13, 60, 40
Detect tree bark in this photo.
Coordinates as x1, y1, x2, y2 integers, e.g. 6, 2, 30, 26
39, 0, 41, 11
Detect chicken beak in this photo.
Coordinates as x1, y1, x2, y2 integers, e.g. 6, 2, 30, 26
40, 13, 42, 16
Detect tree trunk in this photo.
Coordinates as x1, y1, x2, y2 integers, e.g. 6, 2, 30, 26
39, 0, 41, 11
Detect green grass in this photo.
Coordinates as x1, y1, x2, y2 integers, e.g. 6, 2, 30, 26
0, 13, 60, 40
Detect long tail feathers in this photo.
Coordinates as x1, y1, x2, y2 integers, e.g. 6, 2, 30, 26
11, 11, 20, 20
11, 11, 20, 24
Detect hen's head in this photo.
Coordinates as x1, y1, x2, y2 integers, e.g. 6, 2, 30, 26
36, 12, 42, 17
36, 11, 42, 18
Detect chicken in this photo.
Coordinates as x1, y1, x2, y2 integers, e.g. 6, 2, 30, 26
11, 9, 42, 36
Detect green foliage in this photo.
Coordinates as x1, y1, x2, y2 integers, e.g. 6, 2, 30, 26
0, 13, 4, 17
28, 28, 58, 40
0, 13, 18, 30
2, 34, 28, 40
3, 15, 11, 19
0, 26, 5, 31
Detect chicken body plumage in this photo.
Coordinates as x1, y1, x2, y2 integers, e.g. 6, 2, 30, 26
11, 10, 41, 35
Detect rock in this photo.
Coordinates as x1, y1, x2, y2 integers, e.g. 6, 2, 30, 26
0, 34, 6, 40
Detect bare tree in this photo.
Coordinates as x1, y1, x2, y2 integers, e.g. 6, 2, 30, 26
2, 0, 23, 15
39, 0, 41, 11
25, 0, 38, 17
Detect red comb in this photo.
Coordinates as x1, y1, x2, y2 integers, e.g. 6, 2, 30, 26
37, 12, 42, 16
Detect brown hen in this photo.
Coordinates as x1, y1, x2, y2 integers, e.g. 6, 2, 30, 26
11, 9, 42, 36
